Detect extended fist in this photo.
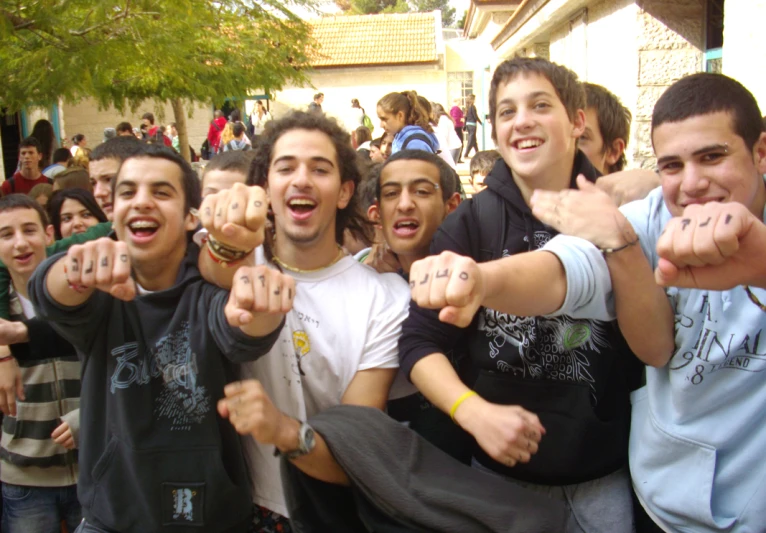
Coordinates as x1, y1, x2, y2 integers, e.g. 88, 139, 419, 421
65, 238, 135, 300
217, 380, 287, 445
225, 265, 295, 326
199, 183, 268, 252
656, 202, 766, 290
409, 251, 484, 327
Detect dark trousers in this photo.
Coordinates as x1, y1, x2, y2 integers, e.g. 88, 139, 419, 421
464, 125, 479, 158
454, 126, 464, 161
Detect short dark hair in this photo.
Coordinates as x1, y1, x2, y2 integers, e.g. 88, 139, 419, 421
0, 193, 49, 227
370, 137, 383, 149
248, 111, 370, 247
489, 57, 584, 143
652, 73, 764, 151
314, 92, 324, 101
48, 188, 108, 240
232, 122, 246, 137
91, 136, 145, 164
584, 83, 632, 173
19, 137, 42, 153
71, 134, 85, 145
469, 150, 501, 177
202, 151, 253, 183
141, 112, 155, 124
358, 167, 381, 213
115, 144, 201, 214
379, 150, 459, 201
52, 148, 72, 164
116, 121, 133, 134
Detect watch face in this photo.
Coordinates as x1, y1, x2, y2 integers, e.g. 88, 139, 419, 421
302, 426, 316, 452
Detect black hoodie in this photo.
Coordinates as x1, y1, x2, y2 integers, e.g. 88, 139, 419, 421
29, 244, 282, 533
399, 151, 642, 486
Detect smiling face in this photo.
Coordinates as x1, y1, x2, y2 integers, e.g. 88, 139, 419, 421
654, 111, 766, 217
379, 159, 454, 259
494, 73, 584, 193
89, 157, 121, 220
266, 129, 353, 249
113, 157, 196, 271
58, 198, 99, 238
377, 106, 406, 137
0, 208, 52, 283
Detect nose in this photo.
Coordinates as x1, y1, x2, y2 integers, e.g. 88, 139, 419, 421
514, 106, 534, 131
396, 189, 415, 212
679, 163, 710, 197
94, 181, 107, 199
132, 186, 155, 210
291, 165, 313, 190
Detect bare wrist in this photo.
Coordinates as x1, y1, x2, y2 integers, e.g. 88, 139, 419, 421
274, 415, 300, 452
453, 394, 484, 431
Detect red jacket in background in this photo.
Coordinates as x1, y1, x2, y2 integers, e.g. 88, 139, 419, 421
207, 117, 228, 152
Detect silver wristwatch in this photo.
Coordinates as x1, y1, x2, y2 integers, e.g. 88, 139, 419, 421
285, 422, 316, 460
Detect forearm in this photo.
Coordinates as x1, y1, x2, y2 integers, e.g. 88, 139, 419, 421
199, 243, 255, 290
45, 257, 95, 307
607, 246, 675, 366
275, 416, 349, 485
410, 352, 473, 416
479, 251, 566, 317
238, 312, 285, 338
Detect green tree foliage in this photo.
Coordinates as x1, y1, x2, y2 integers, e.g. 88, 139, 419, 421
343, 0, 453, 25
410, 0, 455, 26
0, 0, 315, 159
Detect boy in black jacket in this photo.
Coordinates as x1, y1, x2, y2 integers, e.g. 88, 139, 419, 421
399, 57, 641, 532
29, 144, 293, 533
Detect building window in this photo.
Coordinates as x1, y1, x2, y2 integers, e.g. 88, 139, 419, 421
448, 72, 473, 108
705, 0, 724, 73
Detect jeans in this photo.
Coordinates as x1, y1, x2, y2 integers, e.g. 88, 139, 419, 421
463, 125, 479, 158
2, 483, 81, 533
454, 126, 464, 160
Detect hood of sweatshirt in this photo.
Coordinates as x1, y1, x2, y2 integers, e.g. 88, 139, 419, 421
394, 125, 440, 152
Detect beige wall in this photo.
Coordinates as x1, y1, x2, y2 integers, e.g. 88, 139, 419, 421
723, 0, 766, 112
274, 65, 447, 134
60, 99, 213, 153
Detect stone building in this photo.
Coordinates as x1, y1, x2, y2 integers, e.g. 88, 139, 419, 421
460, 0, 764, 168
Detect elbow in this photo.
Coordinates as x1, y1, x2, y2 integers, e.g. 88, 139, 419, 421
639, 340, 676, 368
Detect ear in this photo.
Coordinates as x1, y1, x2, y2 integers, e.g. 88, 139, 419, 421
367, 202, 380, 223
44, 224, 55, 246
396, 111, 406, 124
183, 210, 197, 231
337, 180, 354, 210
571, 109, 586, 139
605, 138, 627, 168
754, 132, 766, 175
444, 192, 461, 216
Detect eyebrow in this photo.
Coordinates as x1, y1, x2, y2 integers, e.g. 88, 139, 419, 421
116, 180, 179, 192
380, 178, 438, 188
496, 91, 554, 106
656, 143, 729, 166
272, 155, 336, 168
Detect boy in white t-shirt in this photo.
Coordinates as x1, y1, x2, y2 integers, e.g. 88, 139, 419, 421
198, 111, 410, 531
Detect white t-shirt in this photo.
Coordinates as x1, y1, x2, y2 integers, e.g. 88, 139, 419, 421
241, 249, 410, 516
16, 291, 35, 319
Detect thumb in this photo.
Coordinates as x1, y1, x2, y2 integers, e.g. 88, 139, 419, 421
576, 174, 596, 191
15, 373, 24, 401
438, 305, 474, 328
110, 278, 137, 301
217, 398, 230, 418
654, 259, 682, 287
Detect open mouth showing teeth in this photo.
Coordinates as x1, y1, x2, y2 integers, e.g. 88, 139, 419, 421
514, 139, 543, 149
394, 221, 419, 230
288, 199, 317, 214
128, 220, 159, 237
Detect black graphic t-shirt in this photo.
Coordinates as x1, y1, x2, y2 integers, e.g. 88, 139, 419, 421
399, 152, 642, 485
30, 245, 282, 533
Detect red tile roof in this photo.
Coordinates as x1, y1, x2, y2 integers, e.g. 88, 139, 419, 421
309, 12, 439, 68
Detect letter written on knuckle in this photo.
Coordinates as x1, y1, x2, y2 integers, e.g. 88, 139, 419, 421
101, 257, 108, 268
419, 273, 429, 285
240, 275, 250, 284
273, 288, 280, 295
436, 269, 449, 278
120, 254, 128, 263
681, 218, 692, 230
409, 280, 415, 288
85, 261, 94, 274
217, 209, 223, 217
71, 258, 79, 272
459, 272, 469, 281
254, 201, 263, 208
205, 207, 212, 216
725, 214, 733, 224
699, 217, 712, 227
231, 203, 239, 210
288, 288, 292, 299
258, 275, 265, 287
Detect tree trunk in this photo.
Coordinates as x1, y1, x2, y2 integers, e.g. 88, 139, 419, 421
171, 98, 191, 162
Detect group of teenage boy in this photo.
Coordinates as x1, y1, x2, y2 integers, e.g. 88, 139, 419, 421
0, 55, 763, 533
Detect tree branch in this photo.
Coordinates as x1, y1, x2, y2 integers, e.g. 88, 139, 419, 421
0, 7, 35, 30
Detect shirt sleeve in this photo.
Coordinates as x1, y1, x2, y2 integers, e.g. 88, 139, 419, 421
205, 285, 285, 363
45, 222, 113, 256
359, 274, 410, 371
0, 266, 9, 320
9, 318, 77, 362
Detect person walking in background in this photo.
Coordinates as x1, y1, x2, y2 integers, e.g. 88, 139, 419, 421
450, 98, 465, 163
463, 94, 482, 159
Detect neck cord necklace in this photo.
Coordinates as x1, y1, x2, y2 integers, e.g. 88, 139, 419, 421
272, 244, 345, 273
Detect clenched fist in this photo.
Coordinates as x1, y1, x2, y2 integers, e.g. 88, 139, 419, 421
199, 183, 268, 253
409, 251, 484, 327
225, 265, 295, 327
64, 238, 136, 301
